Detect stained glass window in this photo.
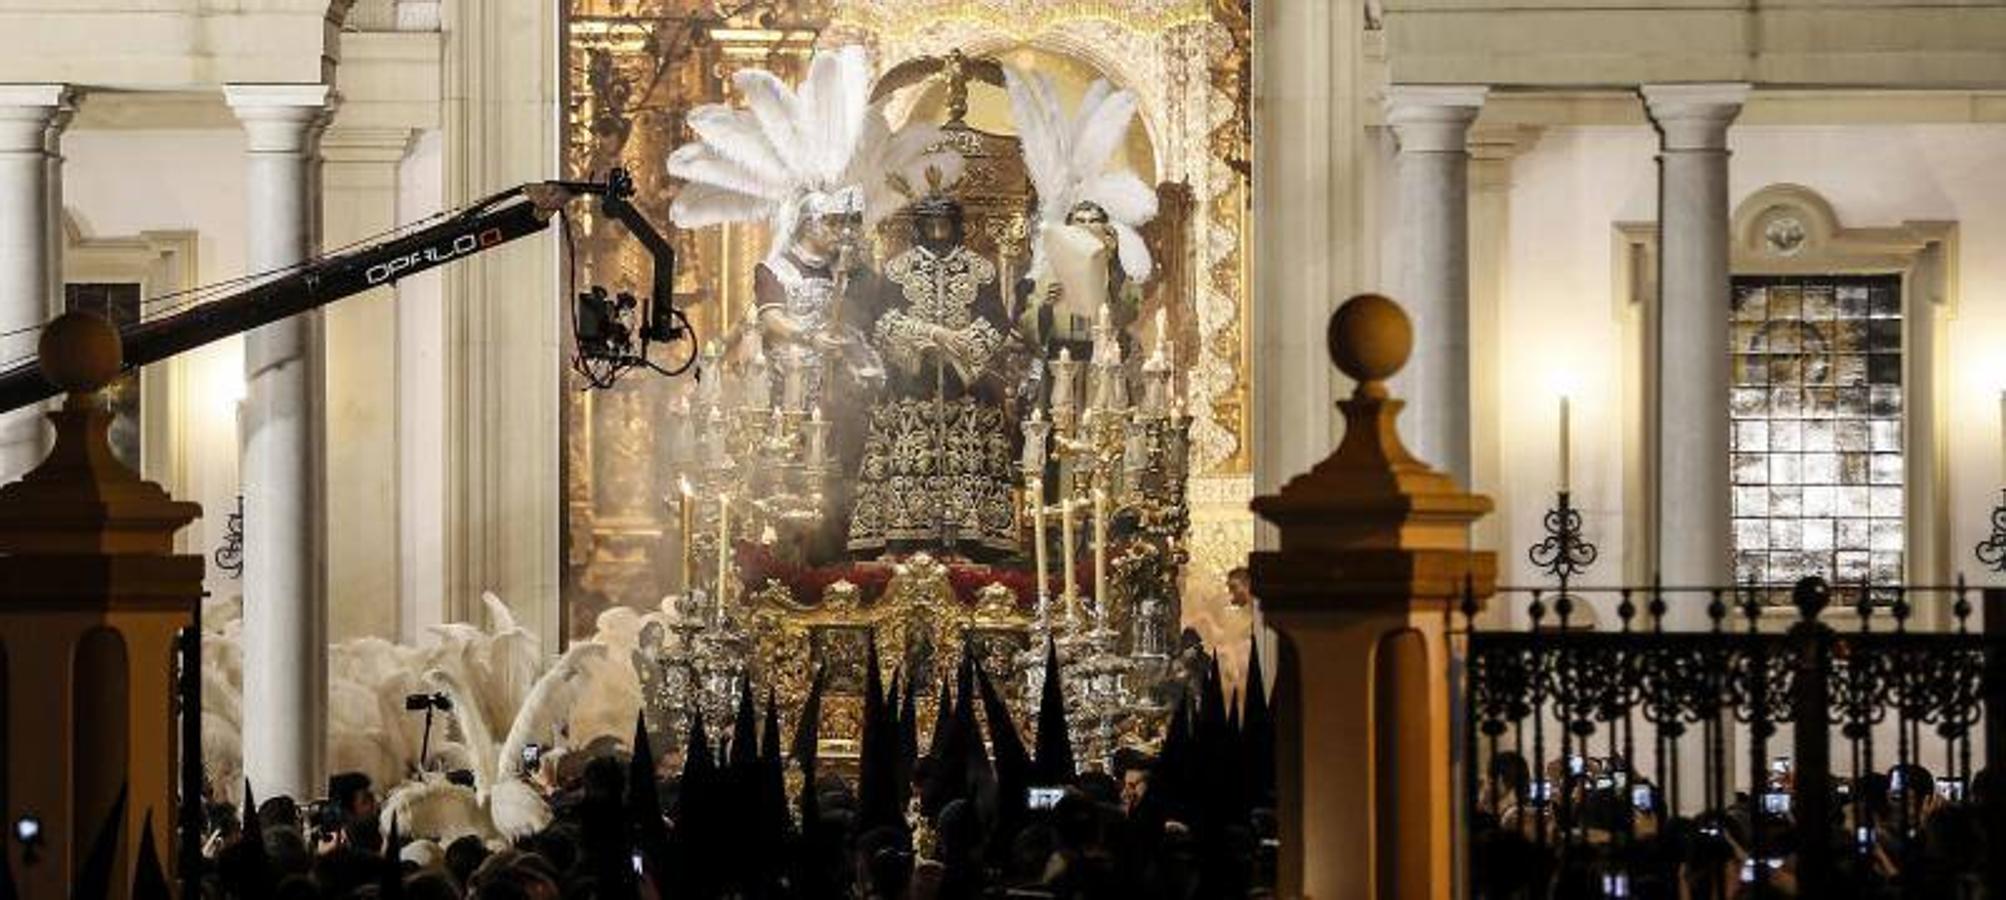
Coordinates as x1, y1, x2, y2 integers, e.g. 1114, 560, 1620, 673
1730, 275, 1903, 587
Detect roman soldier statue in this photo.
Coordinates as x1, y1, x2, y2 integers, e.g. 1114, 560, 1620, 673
1004, 69, 1159, 375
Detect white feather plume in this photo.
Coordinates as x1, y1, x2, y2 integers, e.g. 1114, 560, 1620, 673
498, 643, 605, 776
424, 658, 500, 793
1114, 225, 1154, 283
203, 583, 661, 841
488, 778, 552, 842
1005, 67, 1158, 282
381, 775, 491, 845
668, 44, 958, 260
481, 592, 519, 634
683, 105, 795, 191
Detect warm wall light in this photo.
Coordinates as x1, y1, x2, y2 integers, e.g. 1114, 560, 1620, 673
218, 368, 246, 411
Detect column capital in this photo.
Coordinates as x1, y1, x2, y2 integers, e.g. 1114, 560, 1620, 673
1385, 85, 1487, 153
224, 84, 337, 154
0, 84, 75, 154
1641, 83, 1751, 151
321, 127, 418, 165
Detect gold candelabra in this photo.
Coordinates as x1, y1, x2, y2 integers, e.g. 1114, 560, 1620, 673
1018, 305, 1192, 768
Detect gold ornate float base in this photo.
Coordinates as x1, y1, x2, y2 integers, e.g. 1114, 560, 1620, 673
743, 553, 1036, 754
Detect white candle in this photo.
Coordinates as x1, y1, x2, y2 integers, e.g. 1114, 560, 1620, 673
679, 476, 696, 593
1022, 407, 1046, 473
1559, 394, 1572, 494
783, 365, 804, 410
1060, 493, 1078, 604
704, 405, 727, 465
808, 405, 826, 468
1031, 477, 1049, 622
716, 496, 731, 616
1092, 487, 1109, 625
1052, 348, 1076, 411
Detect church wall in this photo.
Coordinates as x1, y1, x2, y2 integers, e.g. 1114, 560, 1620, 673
1490, 123, 2006, 625
61, 127, 249, 608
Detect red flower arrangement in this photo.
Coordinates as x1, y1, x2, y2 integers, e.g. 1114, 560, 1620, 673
730, 541, 1066, 610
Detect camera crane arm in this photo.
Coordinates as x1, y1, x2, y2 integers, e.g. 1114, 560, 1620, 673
0, 167, 681, 414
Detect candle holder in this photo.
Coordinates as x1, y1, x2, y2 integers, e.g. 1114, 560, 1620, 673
1976, 488, 2006, 573
1527, 490, 1599, 581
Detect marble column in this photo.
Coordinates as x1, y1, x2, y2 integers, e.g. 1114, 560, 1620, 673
1386, 85, 1486, 485
226, 83, 334, 804
0, 85, 72, 483
1642, 84, 1747, 625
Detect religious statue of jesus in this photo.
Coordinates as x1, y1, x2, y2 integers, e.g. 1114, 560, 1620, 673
847, 183, 1020, 559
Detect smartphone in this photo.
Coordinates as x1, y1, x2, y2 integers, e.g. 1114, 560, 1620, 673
1761, 791, 1791, 815
1600, 873, 1631, 898
1027, 787, 1064, 810
1889, 769, 1907, 794
631, 851, 644, 875
1770, 756, 1791, 777
1593, 775, 1614, 791
521, 743, 542, 772
1740, 858, 1784, 884
1938, 778, 1967, 802
1530, 779, 1554, 806
1630, 785, 1653, 810
1567, 755, 1586, 776
1856, 825, 1874, 850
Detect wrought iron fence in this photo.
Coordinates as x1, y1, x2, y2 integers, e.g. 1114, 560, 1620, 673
1460, 577, 2006, 899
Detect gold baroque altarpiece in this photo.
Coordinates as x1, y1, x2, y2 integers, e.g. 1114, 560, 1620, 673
559, 0, 1253, 646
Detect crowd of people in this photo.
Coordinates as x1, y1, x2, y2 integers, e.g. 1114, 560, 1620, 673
169, 638, 1278, 899
1470, 750, 1999, 898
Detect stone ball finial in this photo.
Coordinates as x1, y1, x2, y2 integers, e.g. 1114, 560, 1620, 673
1327, 293, 1412, 384
38, 310, 122, 394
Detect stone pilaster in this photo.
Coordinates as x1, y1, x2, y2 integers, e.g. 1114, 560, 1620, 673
321, 127, 413, 642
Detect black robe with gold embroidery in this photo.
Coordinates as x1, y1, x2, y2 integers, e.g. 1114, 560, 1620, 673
847, 241, 1019, 558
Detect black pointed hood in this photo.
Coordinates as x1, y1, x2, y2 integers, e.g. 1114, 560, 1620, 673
792, 665, 827, 846
628, 712, 671, 880
923, 652, 993, 818
1241, 639, 1277, 810
730, 677, 760, 774
975, 651, 1032, 846
1032, 636, 1074, 784
130, 810, 171, 900
791, 665, 827, 770
72, 784, 128, 900
857, 633, 902, 831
